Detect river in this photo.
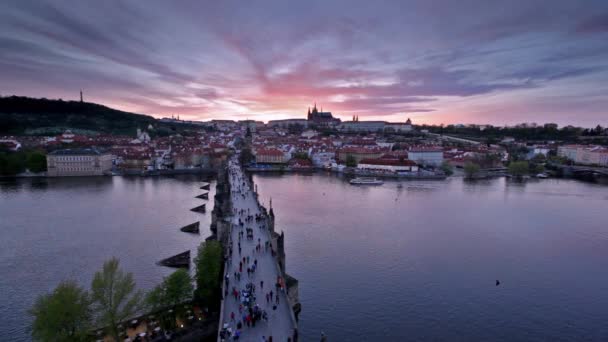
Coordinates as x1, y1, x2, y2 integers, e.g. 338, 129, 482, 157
1, 174, 607, 341
0, 175, 215, 341
253, 173, 608, 341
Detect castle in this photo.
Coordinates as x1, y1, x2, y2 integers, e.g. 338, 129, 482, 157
307, 103, 341, 127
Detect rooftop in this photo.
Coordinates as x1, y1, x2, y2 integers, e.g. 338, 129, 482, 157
48, 147, 107, 156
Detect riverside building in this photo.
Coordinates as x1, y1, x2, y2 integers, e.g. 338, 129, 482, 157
47, 148, 113, 176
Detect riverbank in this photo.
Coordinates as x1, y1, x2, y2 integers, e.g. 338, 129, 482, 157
246, 165, 447, 180
0, 167, 217, 178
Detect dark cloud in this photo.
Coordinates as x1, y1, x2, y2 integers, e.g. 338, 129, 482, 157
0, 0, 607, 125
576, 12, 608, 33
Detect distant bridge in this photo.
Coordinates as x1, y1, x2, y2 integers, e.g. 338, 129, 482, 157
552, 164, 608, 177
568, 166, 608, 176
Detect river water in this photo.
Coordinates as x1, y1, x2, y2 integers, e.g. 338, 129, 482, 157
1, 174, 607, 341
0, 175, 215, 341
252, 173, 608, 341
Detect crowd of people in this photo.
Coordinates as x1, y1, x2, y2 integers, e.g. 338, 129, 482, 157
219, 157, 297, 342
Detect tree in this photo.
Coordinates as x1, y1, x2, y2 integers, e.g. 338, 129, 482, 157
91, 258, 144, 342
29, 280, 91, 342
146, 284, 169, 313
194, 241, 223, 309
147, 269, 193, 311
292, 152, 310, 160
0, 152, 25, 175
146, 269, 193, 330
27, 151, 47, 173
508, 161, 529, 178
463, 162, 481, 179
239, 148, 254, 165
345, 154, 357, 167
440, 162, 453, 176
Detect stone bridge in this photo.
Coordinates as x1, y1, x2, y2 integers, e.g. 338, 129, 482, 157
210, 157, 300, 341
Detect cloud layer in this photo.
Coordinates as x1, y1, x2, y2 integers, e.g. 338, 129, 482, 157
1, 0, 607, 126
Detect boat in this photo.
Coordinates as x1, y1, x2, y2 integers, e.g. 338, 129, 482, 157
349, 177, 383, 185
536, 173, 549, 178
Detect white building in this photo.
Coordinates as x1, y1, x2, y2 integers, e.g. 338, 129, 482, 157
408, 147, 444, 166
357, 158, 419, 173
267, 119, 309, 128
310, 150, 335, 168
558, 145, 608, 166
338, 121, 386, 132
385, 118, 413, 132
47, 148, 113, 177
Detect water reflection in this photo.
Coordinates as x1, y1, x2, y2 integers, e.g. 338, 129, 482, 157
254, 174, 608, 341
0, 175, 215, 342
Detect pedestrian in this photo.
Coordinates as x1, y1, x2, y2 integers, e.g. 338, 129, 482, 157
260, 280, 264, 289
230, 311, 235, 322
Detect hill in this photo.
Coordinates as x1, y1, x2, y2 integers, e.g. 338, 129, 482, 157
0, 96, 158, 135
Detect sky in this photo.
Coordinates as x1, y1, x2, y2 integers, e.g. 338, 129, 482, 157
1, 0, 607, 127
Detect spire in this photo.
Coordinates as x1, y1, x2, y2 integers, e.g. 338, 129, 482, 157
80, 90, 83, 103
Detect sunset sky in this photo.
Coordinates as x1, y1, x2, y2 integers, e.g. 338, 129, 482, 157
1, 0, 607, 126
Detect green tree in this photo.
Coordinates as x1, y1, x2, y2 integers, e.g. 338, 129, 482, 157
146, 284, 169, 312
508, 161, 530, 178
440, 162, 453, 176
147, 269, 193, 311
146, 269, 193, 330
165, 269, 193, 305
29, 280, 91, 342
194, 241, 223, 309
292, 152, 310, 160
463, 162, 481, 179
91, 258, 144, 342
345, 154, 357, 167
239, 148, 254, 165
27, 151, 47, 173
0, 152, 25, 175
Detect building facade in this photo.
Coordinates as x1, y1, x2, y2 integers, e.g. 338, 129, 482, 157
47, 148, 113, 176
254, 148, 287, 164
338, 121, 386, 132
407, 147, 444, 166
267, 119, 309, 128
358, 158, 419, 173
558, 145, 608, 166
336, 147, 388, 163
